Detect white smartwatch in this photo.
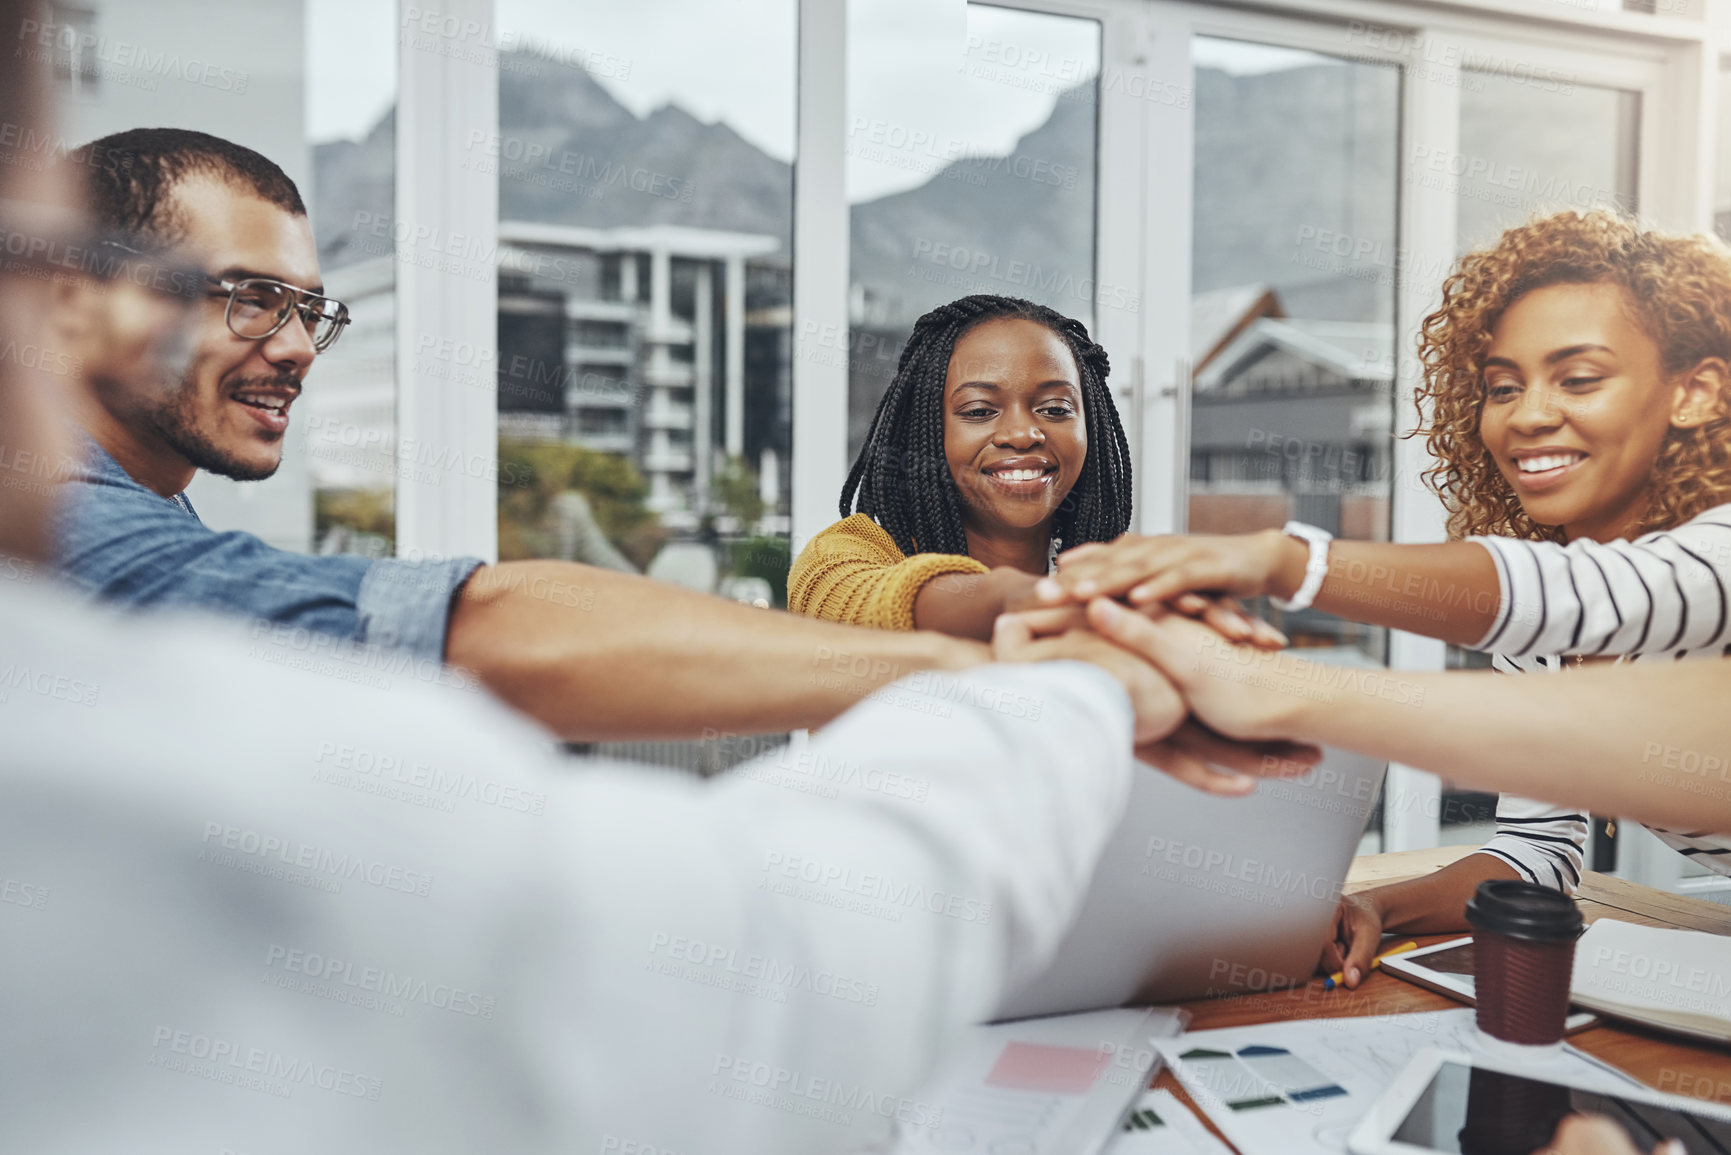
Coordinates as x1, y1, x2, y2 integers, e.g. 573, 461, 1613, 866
1270, 521, 1332, 612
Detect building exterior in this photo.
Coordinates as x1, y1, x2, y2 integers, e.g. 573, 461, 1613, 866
496, 221, 788, 532
300, 225, 795, 544
1187, 288, 1395, 543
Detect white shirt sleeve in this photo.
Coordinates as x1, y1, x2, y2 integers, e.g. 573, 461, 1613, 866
1473, 794, 1589, 895
0, 589, 1135, 1155
1469, 502, 1731, 658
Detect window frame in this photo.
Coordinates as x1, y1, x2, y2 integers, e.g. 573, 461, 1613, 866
392, 0, 1726, 873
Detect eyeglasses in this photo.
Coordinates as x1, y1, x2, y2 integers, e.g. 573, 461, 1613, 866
209, 275, 350, 353
101, 241, 349, 353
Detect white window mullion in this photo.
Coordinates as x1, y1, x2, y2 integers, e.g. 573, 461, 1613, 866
1091, 3, 1151, 534
790, 0, 850, 551
1135, 5, 1194, 536
394, 0, 500, 563
1381, 27, 1461, 852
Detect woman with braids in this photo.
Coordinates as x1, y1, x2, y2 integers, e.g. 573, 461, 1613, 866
1029, 208, 1731, 986
787, 295, 1142, 640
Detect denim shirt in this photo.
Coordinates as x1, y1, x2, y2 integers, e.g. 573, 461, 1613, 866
52, 436, 483, 662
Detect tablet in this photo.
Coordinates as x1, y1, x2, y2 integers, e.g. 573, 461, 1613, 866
1346, 1048, 1731, 1155
1380, 938, 1596, 1033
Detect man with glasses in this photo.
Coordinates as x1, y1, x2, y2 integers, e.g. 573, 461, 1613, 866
54, 127, 971, 744
53, 128, 1279, 772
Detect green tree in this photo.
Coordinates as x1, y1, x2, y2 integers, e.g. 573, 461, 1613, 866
497, 440, 665, 569
711, 454, 765, 529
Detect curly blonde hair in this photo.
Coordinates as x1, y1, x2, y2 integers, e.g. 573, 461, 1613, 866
1416, 210, 1731, 541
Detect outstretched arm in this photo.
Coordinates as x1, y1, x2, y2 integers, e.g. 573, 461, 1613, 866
787, 514, 990, 632
1080, 602, 1731, 834
447, 561, 987, 741
1040, 500, 1731, 658
1039, 531, 1502, 647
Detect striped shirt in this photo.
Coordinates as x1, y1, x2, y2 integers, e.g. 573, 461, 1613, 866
1468, 501, 1731, 893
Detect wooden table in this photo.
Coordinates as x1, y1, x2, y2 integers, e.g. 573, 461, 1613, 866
1149, 847, 1731, 1152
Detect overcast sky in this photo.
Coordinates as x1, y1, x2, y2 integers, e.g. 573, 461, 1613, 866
304, 2, 1334, 202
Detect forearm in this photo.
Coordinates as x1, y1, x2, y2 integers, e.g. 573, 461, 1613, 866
1283, 537, 1499, 647
913, 568, 1038, 641
446, 561, 988, 741
1282, 661, 1731, 833
1360, 855, 1521, 936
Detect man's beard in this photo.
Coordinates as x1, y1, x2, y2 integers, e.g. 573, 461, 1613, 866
144, 372, 296, 483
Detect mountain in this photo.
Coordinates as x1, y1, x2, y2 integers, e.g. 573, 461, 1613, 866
311, 57, 1398, 334
311, 107, 396, 268
1192, 61, 1397, 325
312, 50, 795, 268
847, 85, 1097, 330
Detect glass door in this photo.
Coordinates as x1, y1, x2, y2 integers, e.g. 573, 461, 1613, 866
1130, 3, 1678, 857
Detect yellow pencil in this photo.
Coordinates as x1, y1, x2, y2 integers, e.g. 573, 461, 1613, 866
1323, 940, 1419, 990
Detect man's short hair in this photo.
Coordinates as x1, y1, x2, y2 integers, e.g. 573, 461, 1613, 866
69, 127, 306, 246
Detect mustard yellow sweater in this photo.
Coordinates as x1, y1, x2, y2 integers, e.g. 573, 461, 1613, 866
787, 514, 987, 631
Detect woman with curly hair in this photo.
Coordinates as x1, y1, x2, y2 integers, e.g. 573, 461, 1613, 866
789, 294, 1163, 640
1030, 209, 1731, 983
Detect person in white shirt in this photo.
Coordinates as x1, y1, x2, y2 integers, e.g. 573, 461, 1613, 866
1031, 209, 1731, 985
0, 13, 1304, 1151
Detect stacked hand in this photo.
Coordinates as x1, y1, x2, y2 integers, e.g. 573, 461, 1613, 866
988, 525, 1354, 798
992, 589, 1336, 796
1035, 531, 1306, 612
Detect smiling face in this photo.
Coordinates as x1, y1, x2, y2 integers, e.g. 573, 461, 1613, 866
100, 172, 322, 484
1478, 281, 1697, 543
941, 317, 1086, 545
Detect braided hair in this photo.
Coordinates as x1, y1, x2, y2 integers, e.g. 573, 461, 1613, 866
841, 295, 1133, 557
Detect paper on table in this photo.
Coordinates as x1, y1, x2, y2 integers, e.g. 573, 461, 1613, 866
1104, 1089, 1234, 1155
1571, 918, 1731, 1044
889, 1007, 1189, 1155
1156, 1009, 1640, 1155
